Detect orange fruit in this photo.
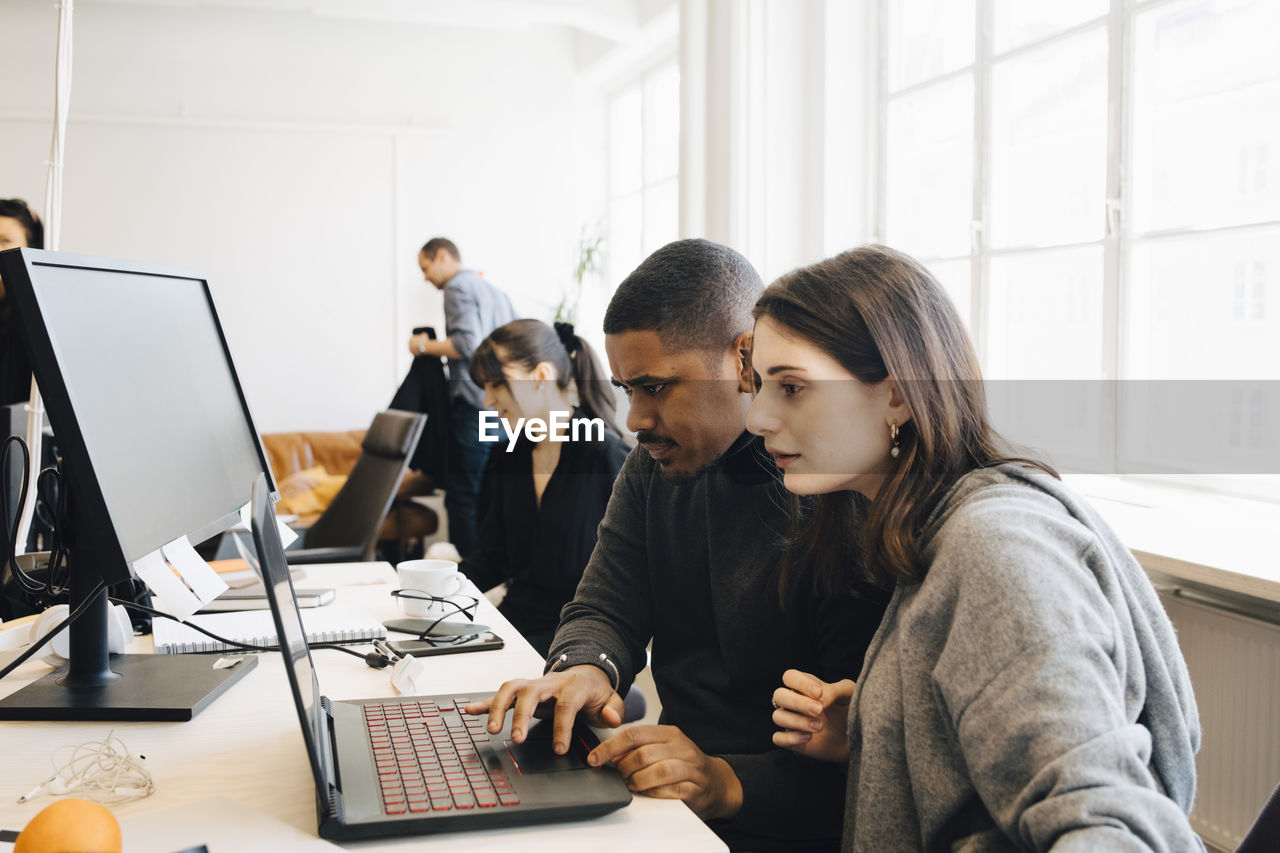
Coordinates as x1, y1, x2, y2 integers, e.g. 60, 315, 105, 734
14, 797, 122, 853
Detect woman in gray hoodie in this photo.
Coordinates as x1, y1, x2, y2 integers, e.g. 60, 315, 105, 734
745, 245, 1203, 852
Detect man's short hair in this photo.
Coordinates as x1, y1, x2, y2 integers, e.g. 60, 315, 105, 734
420, 237, 460, 262
603, 238, 763, 354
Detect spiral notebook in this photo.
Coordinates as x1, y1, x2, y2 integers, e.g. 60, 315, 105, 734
152, 606, 386, 654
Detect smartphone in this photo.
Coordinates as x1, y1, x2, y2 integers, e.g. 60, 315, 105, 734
383, 618, 490, 636
411, 326, 437, 339
387, 632, 504, 657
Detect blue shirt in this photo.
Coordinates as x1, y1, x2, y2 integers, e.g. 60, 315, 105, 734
441, 269, 517, 407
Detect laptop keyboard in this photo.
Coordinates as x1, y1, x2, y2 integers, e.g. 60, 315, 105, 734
364, 698, 521, 814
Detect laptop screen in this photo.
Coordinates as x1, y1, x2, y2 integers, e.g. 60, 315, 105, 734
250, 473, 331, 791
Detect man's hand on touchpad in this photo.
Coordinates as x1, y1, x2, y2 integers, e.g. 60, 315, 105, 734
505, 719, 591, 773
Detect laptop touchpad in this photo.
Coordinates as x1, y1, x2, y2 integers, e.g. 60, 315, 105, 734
505, 722, 591, 774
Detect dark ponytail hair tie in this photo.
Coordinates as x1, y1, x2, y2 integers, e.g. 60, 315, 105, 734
554, 321, 580, 355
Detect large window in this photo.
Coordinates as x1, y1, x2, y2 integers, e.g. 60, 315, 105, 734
607, 58, 680, 287
879, 0, 1280, 494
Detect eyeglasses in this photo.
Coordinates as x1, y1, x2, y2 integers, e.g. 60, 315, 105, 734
389, 589, 480, 640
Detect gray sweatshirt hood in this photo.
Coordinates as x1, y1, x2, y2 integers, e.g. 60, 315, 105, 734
920, 464, 1201, 811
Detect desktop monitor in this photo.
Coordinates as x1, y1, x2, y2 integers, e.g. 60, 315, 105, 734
0, 247, 276, 721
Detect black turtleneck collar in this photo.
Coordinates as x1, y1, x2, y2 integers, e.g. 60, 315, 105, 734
718, 431, 779, 485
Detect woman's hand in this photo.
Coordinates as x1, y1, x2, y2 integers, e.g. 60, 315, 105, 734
771, 669, 855, 763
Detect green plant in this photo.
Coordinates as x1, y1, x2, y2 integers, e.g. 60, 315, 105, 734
554, 229, 605, 325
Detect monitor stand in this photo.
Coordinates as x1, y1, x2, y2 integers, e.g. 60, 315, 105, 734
0, 554, 256, 722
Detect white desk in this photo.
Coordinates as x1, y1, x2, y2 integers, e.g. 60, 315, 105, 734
0, 564, 727, 852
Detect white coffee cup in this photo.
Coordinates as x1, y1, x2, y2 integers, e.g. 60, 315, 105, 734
396, 559, 466, 617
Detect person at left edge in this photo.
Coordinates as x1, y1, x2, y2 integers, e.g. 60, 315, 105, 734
0, 198, 43, 406
409, 237, 516, 558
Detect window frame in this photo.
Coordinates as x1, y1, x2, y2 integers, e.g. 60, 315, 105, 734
605, 51, 681, 289
874, 0, 1280, 501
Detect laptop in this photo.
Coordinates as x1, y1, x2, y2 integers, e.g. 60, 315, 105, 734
199, 520, 335, 612
248, 473, 632, 841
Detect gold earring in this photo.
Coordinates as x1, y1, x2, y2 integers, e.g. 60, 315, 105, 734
889, 422, 900, 458
535, 380, 544, 391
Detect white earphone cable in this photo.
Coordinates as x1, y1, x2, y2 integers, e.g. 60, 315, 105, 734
17, 728, 153, 806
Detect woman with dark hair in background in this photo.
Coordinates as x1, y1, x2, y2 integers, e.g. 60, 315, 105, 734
0, 199, 43, 406
747, 245, 1202, 851
463, 318, 628, 655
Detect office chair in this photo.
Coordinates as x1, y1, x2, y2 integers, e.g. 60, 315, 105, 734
1237, 780, 1280, 853
286, 409, 427, 565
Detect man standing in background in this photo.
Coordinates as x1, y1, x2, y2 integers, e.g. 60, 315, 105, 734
403, 237, 516, 557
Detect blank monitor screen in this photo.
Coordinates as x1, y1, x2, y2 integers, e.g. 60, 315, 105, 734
28, 260, 266, 563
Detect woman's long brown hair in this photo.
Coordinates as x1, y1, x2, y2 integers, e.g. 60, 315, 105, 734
754, 245, 1054, 590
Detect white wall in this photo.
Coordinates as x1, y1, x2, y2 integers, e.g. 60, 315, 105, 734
0, 0, 594, 432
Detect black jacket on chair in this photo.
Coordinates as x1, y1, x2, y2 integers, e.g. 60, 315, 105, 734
388, 354, 449, 483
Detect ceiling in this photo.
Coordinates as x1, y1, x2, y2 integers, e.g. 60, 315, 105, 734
78, 0, 664, 44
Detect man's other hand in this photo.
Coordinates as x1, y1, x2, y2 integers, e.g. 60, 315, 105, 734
587, 725, 744, 821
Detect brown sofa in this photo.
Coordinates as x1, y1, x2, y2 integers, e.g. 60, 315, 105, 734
260, 427, 439, 554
